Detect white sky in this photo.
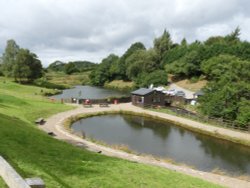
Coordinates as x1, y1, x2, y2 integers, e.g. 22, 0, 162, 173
0, 0, 250, 66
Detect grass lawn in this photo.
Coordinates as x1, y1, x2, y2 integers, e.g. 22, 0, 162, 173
0, 78, 223, 188
0, 176, 8, 188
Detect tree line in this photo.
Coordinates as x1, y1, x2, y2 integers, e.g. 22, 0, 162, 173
47, 60, 96, 74
90, 28, 250, 126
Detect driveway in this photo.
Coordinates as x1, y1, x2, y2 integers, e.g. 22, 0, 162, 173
168, 83, 195, 99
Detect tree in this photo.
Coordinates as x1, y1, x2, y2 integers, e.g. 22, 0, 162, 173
199, 57, 250, 126
201, 55, 237, 80
89, 54, 119, 86
47, 61, 66, 72
225, 27, 240, 43
136, 70, 168, 87
1, 39, 20, 77
13, 49, 31, 82
125, 49, 158, 80
13, 49, 43, 82
27, 53, 43, 81
64, 62, 79, 75
118, 42, 146, 80
154, 30, 173, 65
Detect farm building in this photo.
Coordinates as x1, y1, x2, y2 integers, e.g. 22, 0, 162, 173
131, 88, 165, 107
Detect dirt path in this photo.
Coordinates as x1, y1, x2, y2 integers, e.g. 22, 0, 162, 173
40, 103, 250, 188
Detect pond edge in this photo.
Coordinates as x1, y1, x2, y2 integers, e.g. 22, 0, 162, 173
63, 110, 250, 147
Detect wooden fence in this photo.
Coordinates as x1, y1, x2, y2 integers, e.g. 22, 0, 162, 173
143, 104, 250, 132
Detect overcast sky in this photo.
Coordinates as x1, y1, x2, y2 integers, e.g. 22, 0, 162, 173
1, 0, 250, 66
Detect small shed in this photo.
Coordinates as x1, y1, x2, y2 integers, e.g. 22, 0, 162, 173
131, 88, 165, 107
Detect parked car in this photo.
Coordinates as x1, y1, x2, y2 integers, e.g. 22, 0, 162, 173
176, 90, 185, 97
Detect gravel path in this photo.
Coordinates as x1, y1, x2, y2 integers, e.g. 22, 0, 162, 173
40, 103, 250, 188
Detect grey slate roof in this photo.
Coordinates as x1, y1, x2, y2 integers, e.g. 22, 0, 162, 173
131, 88, 154, 96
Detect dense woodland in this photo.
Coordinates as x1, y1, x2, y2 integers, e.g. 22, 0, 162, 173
0, 28, 249, 126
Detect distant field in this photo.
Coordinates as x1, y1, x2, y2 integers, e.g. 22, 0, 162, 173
45, 71, 91, 87
0, 78, 222, 188
104, 80, 135, 91
174, 79, 207, 91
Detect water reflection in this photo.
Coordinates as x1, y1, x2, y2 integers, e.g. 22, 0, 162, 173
71, 114, 250, 176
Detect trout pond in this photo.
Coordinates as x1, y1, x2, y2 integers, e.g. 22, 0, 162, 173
72, 114, 250, 176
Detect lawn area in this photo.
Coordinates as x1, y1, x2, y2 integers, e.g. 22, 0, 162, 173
45, 71, 91, 87
0, 79, 223, 188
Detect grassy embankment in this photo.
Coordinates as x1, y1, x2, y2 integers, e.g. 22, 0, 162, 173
104, 80, 135, 91
43, 71, 91, 88
0, 176, 8, 188
0, 78, 223, 188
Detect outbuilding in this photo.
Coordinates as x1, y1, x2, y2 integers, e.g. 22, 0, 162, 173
131, 88, 165, 107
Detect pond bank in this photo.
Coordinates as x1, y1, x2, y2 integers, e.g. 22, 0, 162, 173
41, 103, 250, 188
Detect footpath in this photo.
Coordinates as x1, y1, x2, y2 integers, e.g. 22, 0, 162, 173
40, 103, 250, 188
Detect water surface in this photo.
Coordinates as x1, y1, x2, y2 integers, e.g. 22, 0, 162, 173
72, 114, 250, 176
52, 85, 127, 100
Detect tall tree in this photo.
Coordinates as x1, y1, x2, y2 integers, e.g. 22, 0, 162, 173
154, 30, 173, 65
64, 62, 79, 75
199, 55, 250, 126
89, 54, 119, 86
2, 39, 20, 77
13, 49, 31, 82
118, 42, 146, 80
13, 49, 43, 82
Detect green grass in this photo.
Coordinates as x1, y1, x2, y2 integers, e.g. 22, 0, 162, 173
104, 80, 135, 91
45, 71, 91, 87
0, 176, 8, 188
0, 78, 223, 188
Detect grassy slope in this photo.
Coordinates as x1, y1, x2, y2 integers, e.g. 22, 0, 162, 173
173, 79, 207, 92
45, 71, 91, 87
0, 176, 8, 188
0, 78, 222, 188
104, 80, 135, 91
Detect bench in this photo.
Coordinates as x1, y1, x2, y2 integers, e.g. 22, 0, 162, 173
35, 118, 45, 125
48, 132, 56, 137
99, 103, 109, 107
25, 177, 45, 188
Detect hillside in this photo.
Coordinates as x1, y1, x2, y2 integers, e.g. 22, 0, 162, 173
47, 60, 96, 72
89, 29, 250, 126
0, 78, 222, 187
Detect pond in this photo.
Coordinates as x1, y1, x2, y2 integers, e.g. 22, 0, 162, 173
71, 114, 250, 176
51, 85, 128, 100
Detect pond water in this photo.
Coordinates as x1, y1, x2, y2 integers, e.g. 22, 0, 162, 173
72, 114, 250, 176
51, 85, 127, 100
